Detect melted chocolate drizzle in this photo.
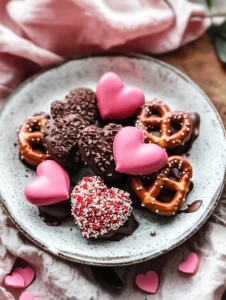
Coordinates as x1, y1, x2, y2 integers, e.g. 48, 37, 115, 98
178, 200, 203, 214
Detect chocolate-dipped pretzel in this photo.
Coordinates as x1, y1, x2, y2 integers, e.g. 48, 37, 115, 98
135, 100, 193, 149
131, 156, 193, 216
18, 115, 50, 166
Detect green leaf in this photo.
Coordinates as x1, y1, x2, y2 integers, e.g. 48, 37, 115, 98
214, 36, 226, 63
206, 0, 213, 9
207, 21, 226, 64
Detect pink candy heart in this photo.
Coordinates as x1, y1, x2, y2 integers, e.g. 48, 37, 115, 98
96, 72, 144, 120
135, 270, 159, 294
24, 160, 70, 206
178, 252, 199, 275
4, 271, 25, 288
19, 292, 42, 300
15, 267, 35, 288
113, 127, 168, 175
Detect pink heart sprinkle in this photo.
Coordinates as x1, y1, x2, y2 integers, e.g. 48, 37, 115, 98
135, 270, 159, 294
4, 271, 25, 288
19, 292, 43, 300
14, 267, 36, 288
178, 252, 199, 275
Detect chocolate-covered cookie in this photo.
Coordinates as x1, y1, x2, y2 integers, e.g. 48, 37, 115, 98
43, 114, 86, 168
71, 176, 138, 239
78, 123, 122, 180
51, 88, 98, 125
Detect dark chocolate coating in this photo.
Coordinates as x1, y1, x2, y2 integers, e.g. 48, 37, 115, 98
78, 123, 123, 180
51, 88, 97, 125
96, 114, 136, 128
43, 114, 87, 168
69, 162, 95, 185
169, 113, 200, 155
97, 213, 139, 241
38, 200, 71, 226
91, 266, 124, 290
143, 113, 200, 155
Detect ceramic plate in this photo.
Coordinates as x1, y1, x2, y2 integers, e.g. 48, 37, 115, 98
0, 54, 226, 266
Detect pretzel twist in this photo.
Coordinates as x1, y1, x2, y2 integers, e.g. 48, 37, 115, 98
131, 156, 193, 216
135, 100, 193, 149
18, 115, 50, 166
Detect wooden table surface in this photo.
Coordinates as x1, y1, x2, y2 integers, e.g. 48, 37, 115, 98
158, 34, 226, 127
164, 34, 226, 300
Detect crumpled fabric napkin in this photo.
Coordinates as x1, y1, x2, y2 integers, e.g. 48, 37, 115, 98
0, 0, 208, 105
1, 190, 226, 300
0, 1, 217, 299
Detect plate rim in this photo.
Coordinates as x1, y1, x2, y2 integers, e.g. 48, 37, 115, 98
0, 52, 225, 266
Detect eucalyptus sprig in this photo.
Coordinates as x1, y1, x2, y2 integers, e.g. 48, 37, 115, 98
205, 0, 226, 64
208, 21, 226, 63
206, 0, 213, 10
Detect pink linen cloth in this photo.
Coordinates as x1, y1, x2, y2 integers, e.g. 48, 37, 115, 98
0, 1, 221, 300
0, 0, 208, 105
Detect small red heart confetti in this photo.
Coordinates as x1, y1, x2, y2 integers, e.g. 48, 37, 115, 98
178, 252, 199, 275
19, 292, 42, 300
135, 270, 159, 294
4, 271, 25, 288
14, 267, 35, 288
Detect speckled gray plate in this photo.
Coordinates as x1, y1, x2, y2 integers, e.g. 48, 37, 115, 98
0, 54, 226, 266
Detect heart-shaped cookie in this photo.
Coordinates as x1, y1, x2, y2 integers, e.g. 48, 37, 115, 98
24, 160, 70, 206
4, 271, 25, 288
14, 267, 35, 288
19, 292, 42, 300
96, 72, 144, 120
71, 176, 133, 238
43, 114, 87, 168
51, 87, 97, 125
113, 127, 168, 175
78, 123, 122, 179
178, 252, 199, 275
135, 270, 159, 294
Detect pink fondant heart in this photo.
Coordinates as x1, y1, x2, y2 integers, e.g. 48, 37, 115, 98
14, 267, 35, 288
24, 160, 70, 206
19, 292, 42, 300
113, 127, 168, 175
178, 252, 199, 275
4, 271, 25, 288
96, 72, 144, 120
135, 270, 159, 294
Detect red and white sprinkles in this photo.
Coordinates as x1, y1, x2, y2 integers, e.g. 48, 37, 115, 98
71, 176, 133, 238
